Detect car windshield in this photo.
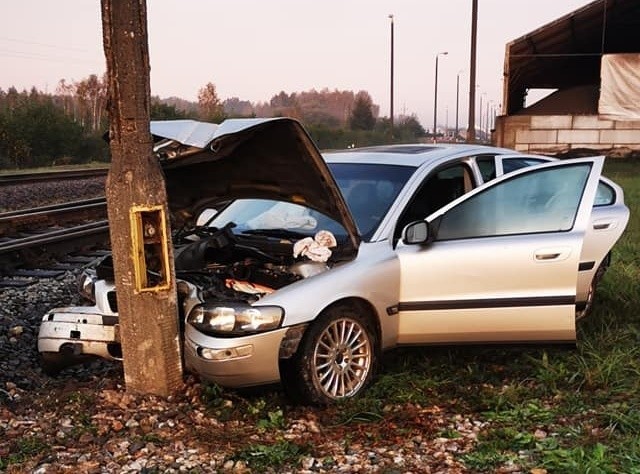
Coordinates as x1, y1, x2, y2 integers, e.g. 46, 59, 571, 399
206, 163, 416, 241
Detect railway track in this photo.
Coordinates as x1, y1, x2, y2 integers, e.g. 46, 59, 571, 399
0, 198, 110, 274
0, 167, 108, 186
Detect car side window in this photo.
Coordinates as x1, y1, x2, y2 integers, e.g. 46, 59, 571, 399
475, 156, 497, 182
396, 163, 475, 238
502, 157, 546, 174
595, 181, 615, 206
435, 163, 592, 241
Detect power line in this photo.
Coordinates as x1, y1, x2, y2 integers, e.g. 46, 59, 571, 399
0, 49, 101, 65
0, 36, 92, 53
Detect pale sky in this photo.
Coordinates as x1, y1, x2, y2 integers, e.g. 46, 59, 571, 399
0, 0, 590, 128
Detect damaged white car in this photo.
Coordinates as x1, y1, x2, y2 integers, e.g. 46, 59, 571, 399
38, 118, 629, 404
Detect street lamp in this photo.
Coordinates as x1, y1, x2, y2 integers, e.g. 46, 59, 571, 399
433, 51, 448, 143
389, 14, 394, 134
478, 91, 486, 142
455, 70, 463, 141
486, 100, 493, 141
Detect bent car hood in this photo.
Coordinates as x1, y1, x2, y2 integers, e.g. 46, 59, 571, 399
152, 118, 360, 249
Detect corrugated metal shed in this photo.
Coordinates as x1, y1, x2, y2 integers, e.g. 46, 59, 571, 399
503, 0, 640, 115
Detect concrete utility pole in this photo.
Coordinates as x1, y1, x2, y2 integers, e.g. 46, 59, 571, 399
389, 14, 395, 134
466, 0, 478, 143
101, 0, 183, 396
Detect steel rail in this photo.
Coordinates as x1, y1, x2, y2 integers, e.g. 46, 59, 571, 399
0, 220, 110, 254
0, 168, 108, 186
0, 197, 106, 220
0, 198, 108, 239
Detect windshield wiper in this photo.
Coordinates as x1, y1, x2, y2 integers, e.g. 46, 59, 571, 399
241, 228, 309, 240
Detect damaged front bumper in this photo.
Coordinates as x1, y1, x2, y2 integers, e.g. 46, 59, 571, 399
38, 307, 121, 366
183, 324, 288, 388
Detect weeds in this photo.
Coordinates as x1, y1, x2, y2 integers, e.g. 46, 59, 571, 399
0, 436, 49, 469
232, 440, 310, 471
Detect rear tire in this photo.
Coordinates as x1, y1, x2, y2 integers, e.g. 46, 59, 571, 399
575, 261, 607, 321
281, 304, 378, 405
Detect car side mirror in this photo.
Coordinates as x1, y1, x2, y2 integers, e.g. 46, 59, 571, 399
402, 220, 431, 245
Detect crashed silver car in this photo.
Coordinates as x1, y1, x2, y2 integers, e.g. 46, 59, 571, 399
38, 118, 629, 403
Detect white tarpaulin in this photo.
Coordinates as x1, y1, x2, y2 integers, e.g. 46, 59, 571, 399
599, 53, 640, 120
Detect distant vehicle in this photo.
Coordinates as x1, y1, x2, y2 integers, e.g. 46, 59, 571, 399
38, 118, 629, 404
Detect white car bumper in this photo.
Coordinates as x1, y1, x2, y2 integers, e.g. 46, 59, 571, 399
38, 307, 121, 360
183, 324, 287, 388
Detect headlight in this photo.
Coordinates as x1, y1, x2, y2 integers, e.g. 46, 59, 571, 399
187, 304, 283, 335
77, 270, 97, 302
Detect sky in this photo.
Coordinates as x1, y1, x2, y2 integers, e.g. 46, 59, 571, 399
0, 0, 591, 129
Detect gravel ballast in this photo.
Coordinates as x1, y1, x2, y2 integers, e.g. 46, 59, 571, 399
0, 178, 483, 473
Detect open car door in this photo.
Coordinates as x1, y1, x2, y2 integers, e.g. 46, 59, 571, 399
396, 157, 604, 344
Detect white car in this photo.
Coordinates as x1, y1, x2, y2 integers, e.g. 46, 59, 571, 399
38, 118, 629, 404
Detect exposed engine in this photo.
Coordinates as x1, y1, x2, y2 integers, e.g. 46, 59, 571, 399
96, 222, 330, 306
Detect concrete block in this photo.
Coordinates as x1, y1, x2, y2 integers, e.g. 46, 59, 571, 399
573, 115, 614, 129
614, 120, 640, 129
557, 130, 600, 143
531, 115, 572, 129
528, 144, 568, 154
504, 115, 532, 126
515, 129, 558, 143
600, 129, 640, 144
571, 144, 613, 151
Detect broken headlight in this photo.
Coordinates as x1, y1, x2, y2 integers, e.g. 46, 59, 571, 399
187, 304, 283, 335
77, 270, 98, 303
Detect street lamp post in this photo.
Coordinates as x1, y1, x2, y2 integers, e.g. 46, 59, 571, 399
478, 92, 486, 142
466, 0, 478, 143
486, 100, 493, 141
389, 14, 394, 134
433, 51, 448, 143
455, 70, 462, 141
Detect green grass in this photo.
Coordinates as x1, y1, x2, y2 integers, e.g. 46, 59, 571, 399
231, 440, 310, 472
4, 159, 638, 472
444, 158, 640, 472
330, 158, 640, 472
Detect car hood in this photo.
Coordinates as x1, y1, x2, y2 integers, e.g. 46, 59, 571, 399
152, 118, 360, 249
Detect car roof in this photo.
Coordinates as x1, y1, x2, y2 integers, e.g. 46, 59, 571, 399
323, 143, 516, 167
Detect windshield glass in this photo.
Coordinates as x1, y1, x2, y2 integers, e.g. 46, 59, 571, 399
206, 163, 416, 241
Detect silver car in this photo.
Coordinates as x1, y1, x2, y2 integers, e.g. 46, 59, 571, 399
38, 118, 629, 404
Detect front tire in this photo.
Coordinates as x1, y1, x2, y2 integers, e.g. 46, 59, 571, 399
282, 304, 378, 405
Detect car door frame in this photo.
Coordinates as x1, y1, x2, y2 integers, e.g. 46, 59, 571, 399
393, 157, 604, 345
491, 153, 630, 307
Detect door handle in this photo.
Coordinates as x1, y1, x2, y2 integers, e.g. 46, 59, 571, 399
535, 253, 560, 260
534, 247, 571, 262
593, 219, 616, 230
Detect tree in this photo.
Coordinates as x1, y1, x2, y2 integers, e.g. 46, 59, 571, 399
349, 91, 375, 131
101, 0, 183, 396
396, 114, 426, 138
75, 74, 107, 132
150, 97, 188, 120
197, 82, 224, 122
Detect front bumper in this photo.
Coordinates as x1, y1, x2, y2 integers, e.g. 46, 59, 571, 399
37, 307, 121, 360
183, 324, 287, 388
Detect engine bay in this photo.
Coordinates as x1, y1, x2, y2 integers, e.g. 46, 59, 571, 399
95, 223, 332, 305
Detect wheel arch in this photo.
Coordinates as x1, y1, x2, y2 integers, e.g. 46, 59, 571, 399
278, 296, 382, 360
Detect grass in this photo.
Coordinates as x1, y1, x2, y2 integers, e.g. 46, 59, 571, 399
231, 440, 310, 472
447, 158, 640, 472
326, 158, 640, 472
3, 158, 638, 472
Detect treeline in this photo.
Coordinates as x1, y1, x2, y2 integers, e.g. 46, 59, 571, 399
0, 75, 427, 170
